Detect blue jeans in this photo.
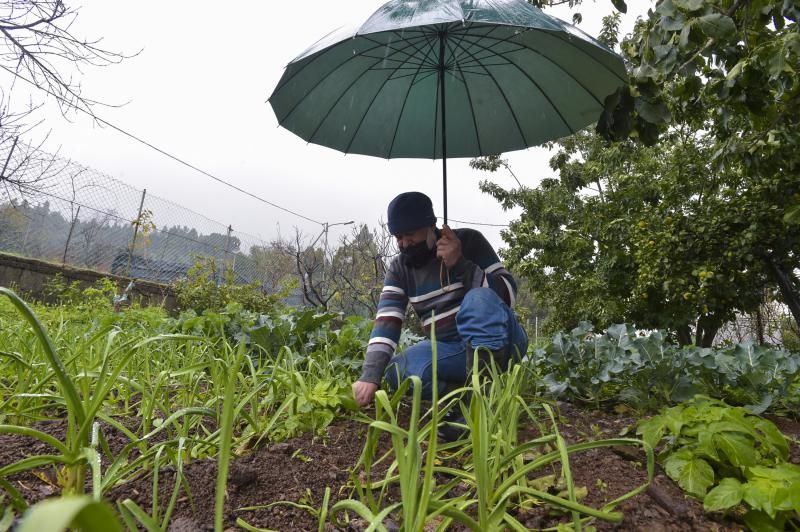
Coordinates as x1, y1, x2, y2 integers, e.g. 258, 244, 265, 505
384, 288, 528, 400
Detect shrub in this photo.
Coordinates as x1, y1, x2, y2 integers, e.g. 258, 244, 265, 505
172, 256, 281, 315
43, 274, 117, 310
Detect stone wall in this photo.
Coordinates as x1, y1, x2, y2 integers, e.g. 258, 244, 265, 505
0, 252, 176, 310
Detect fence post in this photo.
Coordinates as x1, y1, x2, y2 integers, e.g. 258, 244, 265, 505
62, 204, 81, 265
127, 189, 147, 277
224, 225, 233, 282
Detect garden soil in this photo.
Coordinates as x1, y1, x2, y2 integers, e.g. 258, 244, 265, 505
2, 404, 798, 531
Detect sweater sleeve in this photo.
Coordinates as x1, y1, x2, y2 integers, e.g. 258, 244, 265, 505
359, 258, 408, 384
452, 228, 517, 307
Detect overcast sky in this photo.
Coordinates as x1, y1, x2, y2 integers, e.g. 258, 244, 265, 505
6, 1, 649, 250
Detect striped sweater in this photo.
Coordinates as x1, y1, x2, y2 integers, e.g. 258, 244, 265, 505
360, 228, 517, 384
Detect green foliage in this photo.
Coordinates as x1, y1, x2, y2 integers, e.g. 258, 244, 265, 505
613, 0, 800, 149
482, 123, 791, 346
172, 256, 281, 315
647, 404, 788, 493
17, 496, 121, 532
0, 287, 705, 530
535, 322, 800, 412
215, 342, 247, 532
781, 318, 800, 353
486, 1, 800, 342
334, 349, 654, 530
43, 274, 118, 311
258, 312, 367, 439
705, 464, 800, 529
1, 286, 92, 496
169, 303, 370, 442
600, 0, 800, 329
172, 302, 261, 342
36, 275, 167, 337
0, 288, 370, 523
249, 307, 336, 355
0, 287, 200, 501
322, 315, 375, 369
173, 300, 372, 370
638, 396, 799, 528
265, 371, 356, 441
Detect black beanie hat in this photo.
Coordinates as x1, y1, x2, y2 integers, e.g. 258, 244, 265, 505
387, 192, 436, 235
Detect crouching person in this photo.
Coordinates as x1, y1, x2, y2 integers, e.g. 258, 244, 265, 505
351, 191, 528, 441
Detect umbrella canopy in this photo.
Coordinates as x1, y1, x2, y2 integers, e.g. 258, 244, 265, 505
269, 0, 627, 221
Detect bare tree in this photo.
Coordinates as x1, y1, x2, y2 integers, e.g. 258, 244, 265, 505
0, 88, 56, 194
270, 223, 396, 314
0, 132, 71, 206
272, 227, 334, 309
327, 222, 395, 317
0, 1, 131, 114
0, 1, 134, 199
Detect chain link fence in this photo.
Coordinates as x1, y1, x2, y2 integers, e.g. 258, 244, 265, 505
0, 140, 279, 288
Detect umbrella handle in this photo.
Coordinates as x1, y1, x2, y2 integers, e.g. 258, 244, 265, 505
439, 259, 452, 291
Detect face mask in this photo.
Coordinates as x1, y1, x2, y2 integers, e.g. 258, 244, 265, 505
400, 230, 437, 267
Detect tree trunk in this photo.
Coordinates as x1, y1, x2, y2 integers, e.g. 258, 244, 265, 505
755, 307, 765, 345
677, 320, 717, 347
764, 256, 800, 330
677, 324, 692, 346
696, 317, 719, 348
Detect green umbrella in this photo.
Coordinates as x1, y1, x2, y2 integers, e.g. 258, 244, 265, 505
269, 0, 627, 224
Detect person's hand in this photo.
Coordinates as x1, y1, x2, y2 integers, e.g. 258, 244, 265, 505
436, 224, 462, 269
352, 380, 379, 408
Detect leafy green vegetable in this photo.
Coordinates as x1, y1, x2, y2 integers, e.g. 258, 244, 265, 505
704, 477, 743, 512
536, 322, 800, 413
663, 449, 714, 497
639, 396, 798, 527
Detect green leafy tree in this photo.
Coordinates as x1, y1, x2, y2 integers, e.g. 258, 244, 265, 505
598, 0, 800, 330
480, 7, 800, 345
527, 0, 630, 25
481, 123, 763, 345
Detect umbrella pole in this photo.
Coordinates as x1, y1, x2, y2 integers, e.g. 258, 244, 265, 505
438, 31, 448, 226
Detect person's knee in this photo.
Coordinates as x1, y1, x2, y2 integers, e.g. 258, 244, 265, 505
462, 287, 502, 310
457, 288, 508, 334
